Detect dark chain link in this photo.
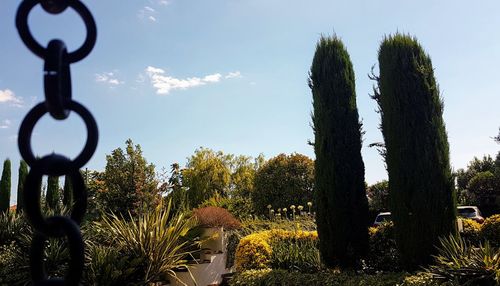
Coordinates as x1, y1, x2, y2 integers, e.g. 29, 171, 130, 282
15, 0, 98, 284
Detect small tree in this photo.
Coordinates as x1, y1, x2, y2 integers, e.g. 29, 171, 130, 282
0, 159, 12, 212
374, 33, 456, 269
310, 35, 369, 267
16, 160, 28, 213
367, 180, 390, 212
46, 176, 60, 210
252, 153, 314, 216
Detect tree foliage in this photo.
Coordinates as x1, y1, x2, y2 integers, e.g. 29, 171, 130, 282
181, 147, 261, 211
252, 153, 314, 216
16, 160, 28, 213
63, 176, 73, 208
367, 180, 390, 212
99, 139, 159, 217
310, 35, 369, 267
374, 34, 456, 269
0, 159, 11, 213
46, 176, 60, 210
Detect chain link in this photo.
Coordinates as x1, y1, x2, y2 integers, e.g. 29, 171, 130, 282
15, 0, 98, 284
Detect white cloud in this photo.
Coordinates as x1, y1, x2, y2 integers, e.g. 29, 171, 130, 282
203, 74, 222, 83
157, 0, 169, 6
144, 6, 155, 12
225, 71, 242, 79
95, 72, 124, 87
0, 89, 23, 106
0, 119, 11, 129
145, 66, 226, 95
148, 16, 157, 22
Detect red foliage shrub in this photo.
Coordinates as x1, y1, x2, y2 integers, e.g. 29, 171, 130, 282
193, 206, 241, 230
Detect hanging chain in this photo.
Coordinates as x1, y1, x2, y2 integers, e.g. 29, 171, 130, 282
15, 0, 98, 284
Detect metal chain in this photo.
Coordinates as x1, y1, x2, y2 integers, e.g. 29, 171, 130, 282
15, 0, 98, 284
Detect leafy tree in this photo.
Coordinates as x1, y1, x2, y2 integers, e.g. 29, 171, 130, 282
367, 180, 390, 212
374, 34, 456, 269
99, 139, 159, 217
252, 153, 314, 216
63, 176, 73, 208
467, 171, 498, 206
0, 159, 11, 213
164, 163, 188, 213
310, 35, 369, 267
46, 176, 60, 210
181, 148, 261, 211
16, 160, 28, 213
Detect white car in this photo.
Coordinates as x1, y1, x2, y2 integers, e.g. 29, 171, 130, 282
373, 212, 392, 227
457, 206, 484, 223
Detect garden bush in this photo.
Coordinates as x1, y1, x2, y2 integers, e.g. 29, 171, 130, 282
229, 269, 443, 286
234, 229, 318, 271
425, 234, 500, 285
367, 222, 400, 272
192, 206, 241, 230
480, 214, 500, 247
459, 218, 481, 245
225, 217, 316, 269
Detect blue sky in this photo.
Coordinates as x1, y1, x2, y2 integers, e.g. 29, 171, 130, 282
1, 0, 499, 205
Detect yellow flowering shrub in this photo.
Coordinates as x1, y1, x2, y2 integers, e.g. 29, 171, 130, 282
235, 229, 318, 271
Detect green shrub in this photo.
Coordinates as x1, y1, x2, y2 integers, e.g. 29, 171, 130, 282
235, 229, 318, 271
481, 214, 500, 247
225, 217, 316, 269
367, 222, 401, 272
460, 218, 481, 245
425, 234, 500, 285
230, 269, 415, 286
0, 211, 30, 247
95, 200, 198, 284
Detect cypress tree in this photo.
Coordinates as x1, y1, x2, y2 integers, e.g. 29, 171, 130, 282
46, 176, 60, 210
374, 33, 456, 269
63, 176, 73, 207
16, 160, 28, 213
0, 159, 12, 213
310, 35, 369, 267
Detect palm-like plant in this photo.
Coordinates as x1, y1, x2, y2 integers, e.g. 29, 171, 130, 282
426, 234, 500, 285
96, 200, 198, 285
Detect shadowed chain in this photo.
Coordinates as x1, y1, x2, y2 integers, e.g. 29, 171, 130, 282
15, 0, 98, 284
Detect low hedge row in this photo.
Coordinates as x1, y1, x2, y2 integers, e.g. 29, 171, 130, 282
229, 269, 454, 286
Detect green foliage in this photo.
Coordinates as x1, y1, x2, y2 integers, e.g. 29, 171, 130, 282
16, 160, 28, 213
225, 217, 316, 269
467, 172, 499, 211
367, 180, 390, 211
230, 269, 414, 286
0, 211, 30, 247
46, 175, 60, 210
235, 229, 318, 272
374, 33, 456, 269
367, 222, 400, 272
182, 148, 261, 210
94, 200, 198, 284
425, 235, 500, 285
481, 214, 500, 247
99, 139, 159, 217
460, 218, 482, 246
63, 176, 73, 208
310, 35, 369, 268
252, 153, 314, 216
0, 159, 11, 213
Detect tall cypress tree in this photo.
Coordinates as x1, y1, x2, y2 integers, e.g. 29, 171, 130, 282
46, 176, 60, 210
0, 159, 12, 213
16, 160, 28, 213
310, 35, 369, 267
374, 33, 456, 269
63, 176, 73, 207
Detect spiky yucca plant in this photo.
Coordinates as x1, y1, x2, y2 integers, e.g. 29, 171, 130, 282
426, 234, 500, 285
96, 200, 198, 285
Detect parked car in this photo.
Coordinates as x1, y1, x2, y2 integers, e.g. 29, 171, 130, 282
373, 206, 485, 227
373, 212, 392, 227
457, 206, 484, 223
